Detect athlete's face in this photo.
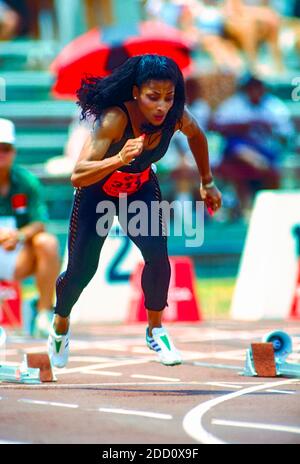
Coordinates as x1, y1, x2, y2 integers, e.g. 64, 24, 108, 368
134, 80, 175, 126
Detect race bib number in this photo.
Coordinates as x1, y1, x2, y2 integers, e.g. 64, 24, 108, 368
102, 167, 151, 197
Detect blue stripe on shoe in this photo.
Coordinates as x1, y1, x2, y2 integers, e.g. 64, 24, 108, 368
146, 328, 162, 352
150, 342, 161, 352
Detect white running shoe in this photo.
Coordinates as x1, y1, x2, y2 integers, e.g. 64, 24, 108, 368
146, 327, 182, 366
47, 319, 70, 368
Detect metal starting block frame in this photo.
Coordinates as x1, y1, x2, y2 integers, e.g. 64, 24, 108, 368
0, 353, 56, 384
242, 331, 300, 378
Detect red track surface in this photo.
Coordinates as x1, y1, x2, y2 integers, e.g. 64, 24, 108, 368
0, 319, 300, 444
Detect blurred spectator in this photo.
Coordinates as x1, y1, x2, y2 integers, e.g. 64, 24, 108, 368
46, 109, 93, 176
163, 77, 211, 223
295, 0, 300, 53
2, 0, 60, 41
145, 0, 244, 72
0, 119, 60, 338
145, 0, 184, 26
183, 0, 244, 73
171, 75, 211, 164
223, 0, 284, 73
212, 75, 294, 216
4, 0, 30, 37
84, 0, 113, 29
0, 0, 20, 40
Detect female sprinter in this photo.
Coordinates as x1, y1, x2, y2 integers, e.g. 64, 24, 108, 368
48, 54, 222, 367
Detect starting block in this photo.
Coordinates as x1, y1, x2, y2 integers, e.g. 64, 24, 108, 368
0, 353, 56, 384
0, 326, 56, 384
242, 330, 300, 378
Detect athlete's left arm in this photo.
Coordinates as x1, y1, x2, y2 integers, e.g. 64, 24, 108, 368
178, 107, 222, 214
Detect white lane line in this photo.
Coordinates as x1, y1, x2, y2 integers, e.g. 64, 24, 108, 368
0, 381, 203, 389
0, 361, 19, 366
206, 382, 242, 390
82, 370, 122, 377
68, 356, 113, 363
18, 399, 79, 408
131, 374, 181, 381
23, 346, 52, 354
266, 389, 296, 395
55, 358, 150, 375
0, 439, 28, 444
193, 361, 242, 371
2, 349, 18, 356
99, 407, 173, 420
183, 378, 300, 444
212, 419, 300, 435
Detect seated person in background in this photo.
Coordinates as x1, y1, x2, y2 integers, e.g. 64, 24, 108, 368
212, 75, 294, 215
0, 0, 19, 40
167, 77, 211, 220
46, 109, 93, 176
171, 75, 211, 167
146, 0, 244, 72
223, 0, 284, 74
0, 119, 60, 337
181, 0, 244, 73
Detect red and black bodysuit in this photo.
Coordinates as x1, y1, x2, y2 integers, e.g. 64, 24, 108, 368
54, 104, 175, 317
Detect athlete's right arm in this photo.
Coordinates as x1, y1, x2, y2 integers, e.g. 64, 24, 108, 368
71, 108, 144, 188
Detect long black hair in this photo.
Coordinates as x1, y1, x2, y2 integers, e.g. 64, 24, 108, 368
77, 54, 185, 134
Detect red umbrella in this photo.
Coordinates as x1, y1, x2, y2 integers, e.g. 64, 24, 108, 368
50, 20, 194, 99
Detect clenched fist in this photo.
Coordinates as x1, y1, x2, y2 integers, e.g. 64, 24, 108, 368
119, 134, 145, 165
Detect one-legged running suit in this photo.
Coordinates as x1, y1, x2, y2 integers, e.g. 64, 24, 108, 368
54, 104, 174, 317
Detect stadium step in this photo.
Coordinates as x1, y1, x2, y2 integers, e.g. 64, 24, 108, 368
0, 100, 75, 129
0, 39, 59, 71
1, 71, 55, 101
15, 132, 69, 164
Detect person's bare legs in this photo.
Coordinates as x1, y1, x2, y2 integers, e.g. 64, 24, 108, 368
147, 309, 163, 337
225, 19, 258, 70
257, 8, 284, 71
200, 35, 244, 72
53, 306, 164, 337
231, 4, 284, 72
14, 232, 60, 311
53, 314, 69, 335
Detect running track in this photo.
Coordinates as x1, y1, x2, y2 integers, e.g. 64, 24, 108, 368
0, 320, 299, 444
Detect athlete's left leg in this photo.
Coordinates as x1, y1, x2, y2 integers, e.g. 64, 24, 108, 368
117, 172, 181, 365
117, 171, 171, 331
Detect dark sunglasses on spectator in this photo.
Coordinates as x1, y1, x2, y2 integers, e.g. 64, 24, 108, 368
0, 143, 14, 153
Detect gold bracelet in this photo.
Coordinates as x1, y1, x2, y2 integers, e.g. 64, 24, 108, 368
118, 152, 130, 165
202, 180, 215, 189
